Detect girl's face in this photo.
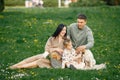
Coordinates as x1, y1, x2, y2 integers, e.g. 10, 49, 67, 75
66, 41, 72, 50
59, 27, 66, 37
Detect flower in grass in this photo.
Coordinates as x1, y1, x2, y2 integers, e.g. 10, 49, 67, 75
18, 69, 25, 73
105, 48, 108, 51
14, 50, 18, 53
58, 76, 63, 80
10, 73, 29, 79
23, 38, 27, 43
57, 76, 70, 80
114, 64, 120, 69
0, 15, 4, 19
97, 70, 102, 75
34, 34, 37, 37
31, 18, 38, 24
30, 71, 35, 75
43, 19, 53, 24
51, 78, 54, 80
105, 61, 109, 65
47, 19, 53, 23
27, 45, 30, 48
91, 77, 100, 80
23, 19, 32, 27
34, 39, 38, 43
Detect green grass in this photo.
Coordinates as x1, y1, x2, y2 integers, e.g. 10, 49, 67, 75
0, 6, 120, 80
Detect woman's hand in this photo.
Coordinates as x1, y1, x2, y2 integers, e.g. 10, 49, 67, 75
56, 48, 63, 55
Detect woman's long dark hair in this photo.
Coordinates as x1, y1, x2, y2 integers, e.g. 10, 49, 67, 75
52, 24, 67, 38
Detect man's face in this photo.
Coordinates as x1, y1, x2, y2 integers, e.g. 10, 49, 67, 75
77, 19, 86, 29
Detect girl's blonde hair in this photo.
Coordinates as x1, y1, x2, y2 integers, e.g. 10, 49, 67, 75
63, 38, 71, 48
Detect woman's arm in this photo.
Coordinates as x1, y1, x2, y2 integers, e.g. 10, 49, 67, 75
45, 37, 63, 54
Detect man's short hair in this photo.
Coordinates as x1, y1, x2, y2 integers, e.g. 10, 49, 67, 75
77, 14, 87, 20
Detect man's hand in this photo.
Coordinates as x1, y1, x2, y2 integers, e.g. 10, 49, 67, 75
75, 45, 86, 54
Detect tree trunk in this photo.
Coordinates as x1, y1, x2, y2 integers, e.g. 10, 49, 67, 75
0, 0, 5, 12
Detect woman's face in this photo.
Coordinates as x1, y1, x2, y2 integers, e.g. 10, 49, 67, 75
59, 27, 66, 37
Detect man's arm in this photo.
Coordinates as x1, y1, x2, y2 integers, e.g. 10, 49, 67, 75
85, 29, 94, 49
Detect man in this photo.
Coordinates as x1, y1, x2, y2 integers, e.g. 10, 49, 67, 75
67, 14, 96, 69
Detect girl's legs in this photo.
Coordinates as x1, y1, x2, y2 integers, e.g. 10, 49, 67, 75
62, 61, 66, 68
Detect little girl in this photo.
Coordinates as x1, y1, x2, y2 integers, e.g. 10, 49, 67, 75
62, 38, 85, 69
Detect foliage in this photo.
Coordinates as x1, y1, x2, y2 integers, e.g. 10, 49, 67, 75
5, 0, 58, 7
5, 0, 25, 6
0, 0, 4, 12
70, 0, 106, 7
44, 0, 58, 7
103, 0, 120, 5
0, 6, 120, 80
4, 0, 120, 7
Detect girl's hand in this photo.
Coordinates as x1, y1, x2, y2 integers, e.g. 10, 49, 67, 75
76, 45, 86, 53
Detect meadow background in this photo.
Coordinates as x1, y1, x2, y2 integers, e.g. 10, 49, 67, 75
0, 6, 120, 80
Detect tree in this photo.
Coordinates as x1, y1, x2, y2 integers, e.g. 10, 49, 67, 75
0, 0, 4, 12
103, 0, 120, 5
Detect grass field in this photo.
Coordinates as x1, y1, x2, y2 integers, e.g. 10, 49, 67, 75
0, 6, 120, 80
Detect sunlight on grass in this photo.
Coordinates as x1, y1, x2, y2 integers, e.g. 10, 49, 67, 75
0, 6, 120, 80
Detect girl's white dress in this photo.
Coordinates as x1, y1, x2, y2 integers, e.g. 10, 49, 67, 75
62, 49, 106, 70
62, 48, 85, 69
